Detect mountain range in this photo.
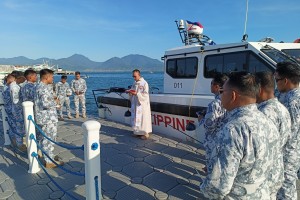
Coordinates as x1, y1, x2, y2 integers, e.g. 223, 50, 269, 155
0, 54, 164, 72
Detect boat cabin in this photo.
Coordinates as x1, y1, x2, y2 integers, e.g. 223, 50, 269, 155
163, 42, 300, 96
95, 19, 300, 143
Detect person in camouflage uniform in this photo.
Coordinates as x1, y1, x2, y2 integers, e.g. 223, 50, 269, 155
198, 74, 228, 173
55, 75, 72, 120
200, 72, 277, 199
71, 71, 87, 118
11, 71, 26, 88
9, 71, 26, 151
34, 69, 63, 168
2, 74, 17, 146
21, 69, 37, 102
256, 71, 292, 199
275, 62, 300, 200
275, 88, 286, 104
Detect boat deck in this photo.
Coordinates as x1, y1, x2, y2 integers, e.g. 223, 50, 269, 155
0, 117, 207, 200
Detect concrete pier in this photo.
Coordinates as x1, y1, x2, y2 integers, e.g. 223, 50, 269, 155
0, 116, 299, 199
0, 116, 208, 199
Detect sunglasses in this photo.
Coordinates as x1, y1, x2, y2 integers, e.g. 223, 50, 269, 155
219, 88, 233, 94
219, 88, 224, 94
275, 77, 284, 82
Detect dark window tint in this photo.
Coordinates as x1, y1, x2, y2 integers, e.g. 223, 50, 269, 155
282, 49, 300, 64
205, 55, 223, 78
262, 49, 291, 63
167, 59, 176, 77
248, 53, 271, 73
223, 52, 247, 73
204, 51, 272, 78
166, 57, 198, 78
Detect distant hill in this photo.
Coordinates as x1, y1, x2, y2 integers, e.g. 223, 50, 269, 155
0, 56, 37, 65
0, 54, 164, 72
55, 54, 102, 71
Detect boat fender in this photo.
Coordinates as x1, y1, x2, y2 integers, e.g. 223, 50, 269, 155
124, 110, 131, 117
124, 109, 131, 125
186, 122, 196, 131
186, 122, 197, 142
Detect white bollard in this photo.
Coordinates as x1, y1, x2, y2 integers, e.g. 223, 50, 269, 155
22, 101, 40, 173
0, 93, 11, 145
82, 120, 101, 200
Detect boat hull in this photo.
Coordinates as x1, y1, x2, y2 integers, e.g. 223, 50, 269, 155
98, 93, 211, 144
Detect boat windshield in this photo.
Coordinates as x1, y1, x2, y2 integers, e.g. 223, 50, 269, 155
261, 46, 300, 65
282, 49, 300, 63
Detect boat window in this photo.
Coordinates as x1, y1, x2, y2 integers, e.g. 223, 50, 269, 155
166, 57, 198, 78
248, 53, 271, 73
261, 48, 300, 64
223, 52, 247, 73
282, 49, 300, 63
167, 59, 176, 77
204, 51, 272, 78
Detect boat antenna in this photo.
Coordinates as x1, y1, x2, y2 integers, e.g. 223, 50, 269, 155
242, 0, 249, 42
175, 20, 187, 45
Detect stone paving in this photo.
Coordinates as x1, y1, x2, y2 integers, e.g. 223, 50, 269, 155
1, 116, 300, 200
0, 117, 208, 200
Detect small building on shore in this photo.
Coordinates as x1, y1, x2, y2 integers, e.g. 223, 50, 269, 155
54, 68, 75, 75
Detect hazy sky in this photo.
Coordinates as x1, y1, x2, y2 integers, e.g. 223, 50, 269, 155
0, 0, 299, 61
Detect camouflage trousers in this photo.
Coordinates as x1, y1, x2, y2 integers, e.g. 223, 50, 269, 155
58, 97, 71, 117
277, 139, 300, 200
41, 123, 57, 163
74, 94, 86, 114
12, 107, 25, 146
6, 106, 25, 146
6, 115, 15, 139
4, 106, 16, 140
204, 133, 216, 173
14, 119, 25, 146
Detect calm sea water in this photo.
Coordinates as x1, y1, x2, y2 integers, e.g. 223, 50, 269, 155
54, 72, 164, 117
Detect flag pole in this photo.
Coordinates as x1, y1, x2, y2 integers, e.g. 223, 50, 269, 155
185, 20, 189, 45
243, 0, 249, 39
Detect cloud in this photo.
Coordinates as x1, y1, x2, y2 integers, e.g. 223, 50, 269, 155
1, 0, 35, 10
2, 0, 21, 10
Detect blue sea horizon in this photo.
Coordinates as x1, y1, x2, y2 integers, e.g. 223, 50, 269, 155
54, 72, 164, 117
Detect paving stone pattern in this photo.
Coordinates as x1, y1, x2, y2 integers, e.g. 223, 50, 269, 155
0, 117, 299, 199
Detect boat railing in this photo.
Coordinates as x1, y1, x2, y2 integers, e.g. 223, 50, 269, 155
92, 86, 161, 108
92, 89, 110, 108
150, 87, 160, 94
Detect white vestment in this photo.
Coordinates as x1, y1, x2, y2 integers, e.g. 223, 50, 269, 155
129, 77, 152, 135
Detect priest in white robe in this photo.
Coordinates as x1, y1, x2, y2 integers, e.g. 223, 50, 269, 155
128, 69, 152, 139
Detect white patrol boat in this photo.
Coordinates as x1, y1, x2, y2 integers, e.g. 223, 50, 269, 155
93, 20, 300, 144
